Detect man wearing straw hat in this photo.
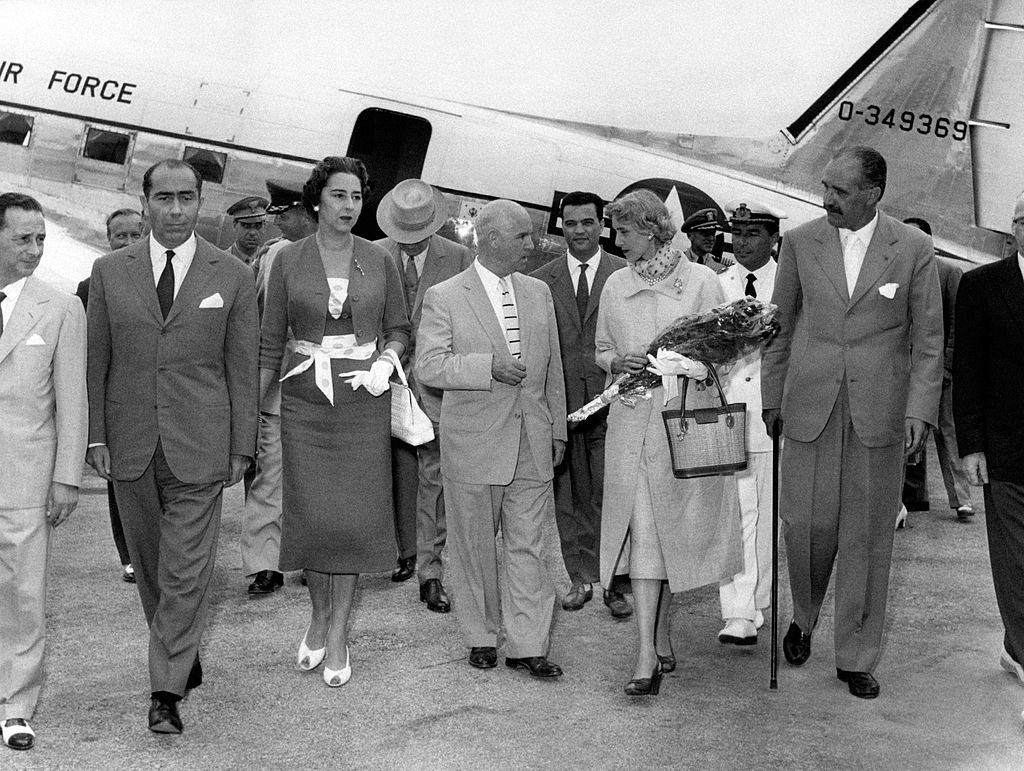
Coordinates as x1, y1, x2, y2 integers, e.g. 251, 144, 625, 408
374, 179, 472, 613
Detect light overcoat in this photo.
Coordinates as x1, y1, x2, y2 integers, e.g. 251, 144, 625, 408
595, 257, 742, 591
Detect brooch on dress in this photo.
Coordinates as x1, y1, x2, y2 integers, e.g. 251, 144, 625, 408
673, 277, 684, 295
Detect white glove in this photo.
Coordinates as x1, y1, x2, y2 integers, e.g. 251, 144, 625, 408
646, 348, 708, 380
339, 354, 395, 397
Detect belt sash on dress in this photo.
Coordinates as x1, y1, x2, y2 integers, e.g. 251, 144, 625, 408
281, 334, 377, 406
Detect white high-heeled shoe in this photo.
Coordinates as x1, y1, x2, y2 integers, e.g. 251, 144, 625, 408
895, 504, 908, 530
297, 626, 326, 671
323, 646, 351, 687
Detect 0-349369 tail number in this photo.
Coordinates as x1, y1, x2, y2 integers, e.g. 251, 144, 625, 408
837, 101, 967, 141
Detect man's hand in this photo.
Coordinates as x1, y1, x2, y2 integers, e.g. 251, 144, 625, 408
86, 445, 112, 480
762, 408, 783, 439
611, 351, 647, 375
492, 355, 526, 386
963, 452, 989, 487
225, 454, 252, 487
46, 482, 78, 528
552, 439, 566, 467
904, 418, 929, 457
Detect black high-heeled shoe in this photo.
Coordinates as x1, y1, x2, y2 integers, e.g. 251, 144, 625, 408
625, 662, 664, 696
657, 643, 676, 673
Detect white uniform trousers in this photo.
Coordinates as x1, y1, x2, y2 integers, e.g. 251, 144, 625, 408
241, 411, 283, 577
719, 451, 773, 621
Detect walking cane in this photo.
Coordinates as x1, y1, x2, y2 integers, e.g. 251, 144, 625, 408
770, 423, 780, 690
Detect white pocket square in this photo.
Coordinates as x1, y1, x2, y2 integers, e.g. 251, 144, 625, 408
878, 283, 899, 299
199, 292, 224, 309
25, 333, 46, 346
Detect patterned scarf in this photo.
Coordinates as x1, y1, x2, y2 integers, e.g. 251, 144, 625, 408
631, 243, 681, 285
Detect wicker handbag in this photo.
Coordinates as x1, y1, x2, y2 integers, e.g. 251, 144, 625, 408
391, 360, 435, 446
661, 365, 747, 478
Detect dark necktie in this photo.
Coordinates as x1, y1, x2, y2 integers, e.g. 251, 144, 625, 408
156, 250, 175, 319
0, 291, 6, 339
403, 254, 419, 315
576, 262, 589, 322
745, 272, 757, 298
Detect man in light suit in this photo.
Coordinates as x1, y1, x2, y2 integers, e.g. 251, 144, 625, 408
0, 193, 87, 752
529, 191, 630, 617
954, 191, 1024, 700
86, 160, 259, 734
762, 146, 943, 699
416, 199, 567, 677
716, 199, 786, 646
374, 179, 473, 611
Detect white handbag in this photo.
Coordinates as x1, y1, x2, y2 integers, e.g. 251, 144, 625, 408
390, 359, 435, 446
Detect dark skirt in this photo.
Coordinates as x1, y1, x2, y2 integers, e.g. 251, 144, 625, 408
278, 354, 397, 573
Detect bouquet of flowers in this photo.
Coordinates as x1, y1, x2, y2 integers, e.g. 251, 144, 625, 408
568, 296, 779, 423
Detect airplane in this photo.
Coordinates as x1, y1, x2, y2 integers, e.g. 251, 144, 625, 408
0, 0, 1017, 284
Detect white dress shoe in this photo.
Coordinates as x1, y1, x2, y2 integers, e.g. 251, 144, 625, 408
323, 646, 351, 687
1000, 647, 1024, 686
297, 625, 326, 671
718, 618, 757, 645
2, 718, 35, 750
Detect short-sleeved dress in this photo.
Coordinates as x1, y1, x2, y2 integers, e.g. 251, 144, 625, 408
261, 235, 411, 574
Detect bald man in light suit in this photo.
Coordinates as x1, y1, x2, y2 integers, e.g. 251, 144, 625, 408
0, 193, 87, 752
416, 199, 567, 678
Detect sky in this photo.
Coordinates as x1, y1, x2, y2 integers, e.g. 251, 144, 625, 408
7, 0, 915, 137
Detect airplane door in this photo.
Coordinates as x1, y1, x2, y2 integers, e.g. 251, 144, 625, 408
346, 107, 432, 241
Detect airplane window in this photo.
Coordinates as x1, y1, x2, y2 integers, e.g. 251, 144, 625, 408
0, 112, 33, 146
183, 147, 227, 185
82, 127, 131, 165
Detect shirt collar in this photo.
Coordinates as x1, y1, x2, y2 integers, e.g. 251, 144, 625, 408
149, 232, 197, 267
0, 276, 28, 311
839, 211, 879, 247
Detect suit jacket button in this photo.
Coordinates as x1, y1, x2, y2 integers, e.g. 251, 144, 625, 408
352, 295, 359, 301
745, 376, 752, 382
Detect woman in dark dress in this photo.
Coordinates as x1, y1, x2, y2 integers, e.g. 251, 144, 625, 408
260, 157, 410, 687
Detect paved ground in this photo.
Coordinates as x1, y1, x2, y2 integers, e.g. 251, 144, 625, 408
7, 444, 1024, 769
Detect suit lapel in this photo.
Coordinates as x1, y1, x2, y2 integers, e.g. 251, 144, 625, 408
850, 214, 897, 307
585, 250, 618, 324
463, 269, 509, 356
815, 222, 849, 304
164, 238, 218, 325
996, 257, 1024, 344
126, 240, 163, 325
416, 236, 447, 319
549, 257, 581, 332
510, 273, 533, 357
0, 277, 45, 366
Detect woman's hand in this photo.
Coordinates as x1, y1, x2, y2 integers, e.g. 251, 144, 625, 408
645, 349, 708, 380
611, 351, 648, 374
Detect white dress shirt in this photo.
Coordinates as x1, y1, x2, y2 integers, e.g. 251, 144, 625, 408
402, 243, 429, 278
0, 276, 27, 331
566, 249, 601, 294
473, 259, 517, 328
149, 232, 197, 298
1018, 252, 1024, 283
838, 211, 878, 295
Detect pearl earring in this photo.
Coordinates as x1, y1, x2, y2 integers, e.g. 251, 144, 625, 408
313, 205, 319, 212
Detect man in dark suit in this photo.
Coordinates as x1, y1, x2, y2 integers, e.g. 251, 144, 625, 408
529, 191, 630, 617
374, 179, 472, 611
86, 159, 259, 734
954, 191, 1024, 695
76, 208, 145, 584
762, 146, 943, 699
416, 199, 567, 677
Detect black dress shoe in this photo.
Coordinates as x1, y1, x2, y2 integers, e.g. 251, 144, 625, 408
391, 556, 416, 583
603, 589, 633, 619
561, 583, 593, 611
419, 578, 451, 613
247, 570, 284, 596
505, 656, 563, 678
782, 621, 811, 666
148, 694, 183, 734
1, 718, 34, 750
468, 646, 497, 669
625, 663, 664, 696
837, 669, 880, 699
186, 656, 202, 691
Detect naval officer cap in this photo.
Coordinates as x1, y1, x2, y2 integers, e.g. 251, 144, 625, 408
680, 207, 727, 234
265, 179, 305, 214
227, 196, 269, 222
725, 199, 788, 227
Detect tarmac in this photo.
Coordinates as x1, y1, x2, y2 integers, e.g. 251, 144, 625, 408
7, 443, 1024, 770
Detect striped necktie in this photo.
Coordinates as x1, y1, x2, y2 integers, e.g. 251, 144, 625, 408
498, 276, 521, 359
